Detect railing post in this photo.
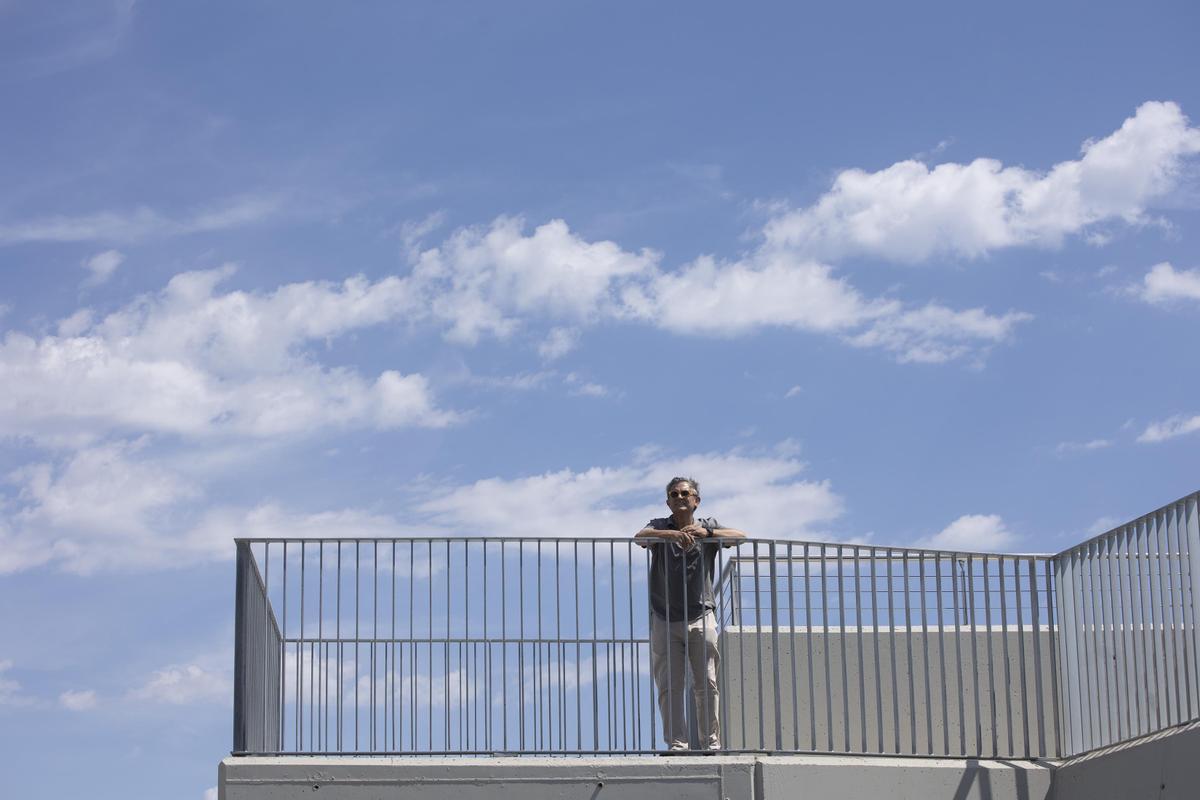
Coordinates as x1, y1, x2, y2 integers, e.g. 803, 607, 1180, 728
233, 541, 248, 753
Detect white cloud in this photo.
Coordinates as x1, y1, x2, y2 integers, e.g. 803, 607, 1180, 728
1054, 438, 1112, 455
538, 327, 578, 360
762, 101, 1200, 263
1136, 262, 1200, 304
203, 789, 218, 800
127, 663, 230, 706
1087, 516, 1122, 537
848, 303, 1032, 364
0, 265, 457, 444
1137, 413, 1200, 443
414, 449, 845, 542
59, 689, 98, 711
0, 660, 32, 707
0, 195, 281, 245
785, 385, 804, 398
81, 249, 124, 286
411, 216, 659, 344
915, 514, 1016, 552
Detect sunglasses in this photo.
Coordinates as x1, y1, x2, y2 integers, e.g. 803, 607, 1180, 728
667, 490, 695, 499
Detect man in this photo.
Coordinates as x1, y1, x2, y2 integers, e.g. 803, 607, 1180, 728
634, 477, 746, 751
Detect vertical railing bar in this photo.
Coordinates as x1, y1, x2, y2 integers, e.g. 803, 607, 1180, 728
967, 556, 982, 756
935, 555, 949, 756
1046, 557, 1062, 757
317, 544, 324, 751
300, 542, 307, 752
1126, 525, 1146, 738
576, 541, 584, 751
628, 542, 638, 753
789, 543, 800, 751
821, 543, 833, 752
1014, 558, 1029, 758
443, 541, 450, 752
902, 552, 916, 754
1169, 503, 1194, 720
1028, 557, 1045, 757
282, 542, 289, 751
855, 547, 867, 753
998, 557, 1013, 757
518, 543, 526, 752
335, 544, 341, 751
951, 557, 965, 756
591, 540, 600, 752
754, 542, 766, 749
888, 549, 901, 755
871, 549, 884, 754
717, 546, 731, 752
1095, 538, 1114, 746
1103, 534, 1123, 745
264, 545, 272, 751
805, 544, 816, 751
983, 555, 998, 757
643, 544, 654, 752
426, 541, 433, 752
1139, 520, 1162, 734
1187, 496, 1200, 720
918, 553, 932, 755
770, 541, 783, 751
410, 542, 417, 750
370, 542, 376, 752
837, 544, 850, 752
1099, 538, 1117, 745
354, 542, 361, 752
1078, 542, 1095, 750
1157, 510, 1182, 727
539, 541, 547, 752
396, 544, 400, 753
610, 541, 618, 753
1115, 528, 1135, 742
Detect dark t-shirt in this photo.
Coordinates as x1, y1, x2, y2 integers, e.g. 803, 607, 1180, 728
645, 516, 724, 622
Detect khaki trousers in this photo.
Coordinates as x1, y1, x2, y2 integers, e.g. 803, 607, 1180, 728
649, 610, 721, 750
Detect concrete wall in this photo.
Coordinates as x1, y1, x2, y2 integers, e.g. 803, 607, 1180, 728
219, 754, 1053, 800
219, 756, 756, 800
1050, 721, 1200, 800
720, 627, 1059, 758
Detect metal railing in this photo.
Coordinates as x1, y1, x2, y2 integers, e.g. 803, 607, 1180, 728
1054, 491, 1200, 757
231, 490, 1200, 760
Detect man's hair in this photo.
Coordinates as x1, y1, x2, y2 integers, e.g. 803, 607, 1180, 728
665, 476, 700, 497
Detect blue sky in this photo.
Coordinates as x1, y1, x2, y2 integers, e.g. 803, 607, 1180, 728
2, 0, 1199, 796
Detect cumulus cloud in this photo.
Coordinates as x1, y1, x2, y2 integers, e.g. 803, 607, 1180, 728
915, 514, 1017, 552
1135, 262, 1200, 304
81, 250, 124, 286
762, 101, 1200, 263
404, 216, 1028, 365
59, 689, 98, 711
127, 663, 230, 706
0, 265, 457, 444
410, 216, 659, 344
1137, 413, 1200, 443
414, 449, 845, 541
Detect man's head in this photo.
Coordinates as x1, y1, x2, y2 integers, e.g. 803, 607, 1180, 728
665, 476, 700, 515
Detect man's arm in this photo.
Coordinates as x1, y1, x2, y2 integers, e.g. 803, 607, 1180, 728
634, 526, 694, 549
707, 527, 747, 546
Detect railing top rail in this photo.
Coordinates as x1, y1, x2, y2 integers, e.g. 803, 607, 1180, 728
232, 535, 1052, 561
1050, 488, 1199, 560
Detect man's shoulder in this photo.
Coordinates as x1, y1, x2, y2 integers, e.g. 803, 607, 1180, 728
646, 517, 672, 530
697, 516, 721, 530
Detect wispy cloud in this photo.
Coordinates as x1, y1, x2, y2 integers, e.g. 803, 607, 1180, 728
81, 249, 124, 287
3, 0, 138, 80
1054, 438, 1112, 456
1137, 413, 1200, 443
0, 194, 280, 245
59, 689, 98, 711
